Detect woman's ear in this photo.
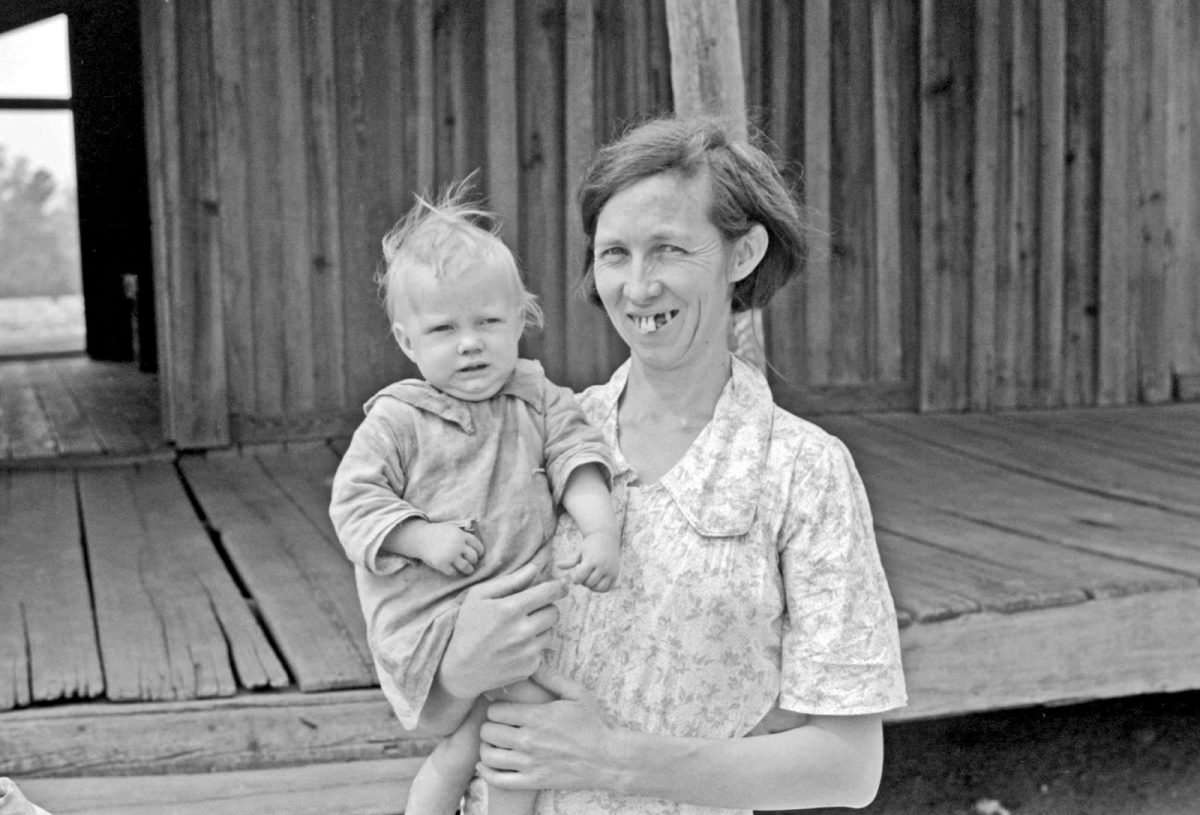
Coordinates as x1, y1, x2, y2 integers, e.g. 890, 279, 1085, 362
729, 223, 768, 284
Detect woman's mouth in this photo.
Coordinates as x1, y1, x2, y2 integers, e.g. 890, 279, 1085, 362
630, 310, 679, 334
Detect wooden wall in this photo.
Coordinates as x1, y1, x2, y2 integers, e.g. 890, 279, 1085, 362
139, 0, 1200, 448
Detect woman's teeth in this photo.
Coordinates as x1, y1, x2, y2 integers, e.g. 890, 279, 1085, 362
632, 310, 678, 334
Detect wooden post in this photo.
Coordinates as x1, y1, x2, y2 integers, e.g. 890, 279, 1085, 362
664, 0, 764, 369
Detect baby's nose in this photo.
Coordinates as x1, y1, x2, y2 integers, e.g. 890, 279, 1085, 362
458, 333, 483, 353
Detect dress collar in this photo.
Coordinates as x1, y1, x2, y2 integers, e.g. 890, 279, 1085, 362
588, 355, 773, 537
364, 358, 546, 434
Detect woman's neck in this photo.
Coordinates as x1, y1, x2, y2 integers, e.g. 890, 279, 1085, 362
621, 350, 732, 431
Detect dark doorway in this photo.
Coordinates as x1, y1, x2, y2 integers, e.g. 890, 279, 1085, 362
1, 0, 157, 371
68, 0, 157, 370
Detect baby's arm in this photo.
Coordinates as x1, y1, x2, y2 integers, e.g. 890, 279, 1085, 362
383, 518, 483, 577
559, 464, 620, 592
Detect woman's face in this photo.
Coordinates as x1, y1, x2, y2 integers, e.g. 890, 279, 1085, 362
592, 171, 753, 372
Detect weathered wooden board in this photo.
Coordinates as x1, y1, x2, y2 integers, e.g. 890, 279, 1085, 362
28, 363, 103, 457
870, 410, 1200, 517
16, 758, 421, 815
180, 455, 374, 690
820, 414, 1200, 582
78, 463, 288, 701
876, 529, 1088, 624
0, 364, 56, 460
0, 470, 103, 710
894, 584, 1200, 721
0, 689, 431, 776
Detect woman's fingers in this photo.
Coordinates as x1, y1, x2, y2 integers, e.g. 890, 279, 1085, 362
469, 562, 542, 599
508, 574, 568, 615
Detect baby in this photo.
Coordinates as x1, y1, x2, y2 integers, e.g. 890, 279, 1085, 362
329, 182, 620, 815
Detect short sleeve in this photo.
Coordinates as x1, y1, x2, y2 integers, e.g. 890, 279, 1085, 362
540, 379, 614, 504
778, 436, 907, 716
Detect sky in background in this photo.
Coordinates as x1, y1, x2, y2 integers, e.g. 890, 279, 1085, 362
0, 15, 77, 189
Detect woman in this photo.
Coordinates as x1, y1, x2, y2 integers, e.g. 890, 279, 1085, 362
415, 115, 907, 814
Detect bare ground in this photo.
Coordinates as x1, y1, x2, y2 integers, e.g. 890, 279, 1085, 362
806, 690, 1200, 815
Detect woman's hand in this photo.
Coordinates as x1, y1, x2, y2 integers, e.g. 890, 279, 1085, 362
477, 667, 625, 792
437, 563, 568, 700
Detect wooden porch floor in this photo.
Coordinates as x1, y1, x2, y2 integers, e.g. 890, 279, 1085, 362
2, 401, 1200, 812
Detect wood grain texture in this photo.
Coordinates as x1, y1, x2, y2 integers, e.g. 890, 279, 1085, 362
17, 759, 422, 815
822, 414, 1200, 580
79, 463, 288, 701
0, 470, 103, 710
0, 689, 431, 776
894, 585, 1200, 721
179, 455, 374, 690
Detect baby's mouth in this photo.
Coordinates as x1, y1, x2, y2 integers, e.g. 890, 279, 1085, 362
630, 310, 679, 334
459, 362, 488, 373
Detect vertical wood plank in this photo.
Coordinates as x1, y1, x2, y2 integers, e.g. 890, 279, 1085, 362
564, 0, 614, 388
277, 0, 316, 414
1165, 0, 1200, 388
414, 0, 436, 193
211, 0, 253, 420
485, 0, 521, 244
334, 2, 411, 411
1061, 0, 1102, 406
872, 0, 904, 384
301, 0, 347, 413
518, 0, 567, 381
1098, 0, 1133, 405
139, 0, 175, 442
830, 0, 874, 385
919, 0, 975, 411
970, 0, 1001, 411
173, 0, 229, 446
246, 0, 284, 420
664, 0, 747, 138
1037, 0, 1067, 406
804, 0, 832, 385
996, 0, 1037, 408
1136, 0, 1172, 403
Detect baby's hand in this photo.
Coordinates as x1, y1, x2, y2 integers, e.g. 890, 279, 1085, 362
415, 523, 484, 577
561, 530, 620, 592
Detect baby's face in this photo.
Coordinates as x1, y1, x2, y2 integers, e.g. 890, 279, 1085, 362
392, 261, 523, 401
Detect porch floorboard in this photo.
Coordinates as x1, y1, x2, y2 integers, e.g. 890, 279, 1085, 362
1, 402, 1198, 788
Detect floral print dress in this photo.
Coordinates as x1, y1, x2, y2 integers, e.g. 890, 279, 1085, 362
468, 356, 907, 815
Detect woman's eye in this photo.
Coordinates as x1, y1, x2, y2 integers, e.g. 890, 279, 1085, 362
658, 244, 685, 255
597, 246, 627, 261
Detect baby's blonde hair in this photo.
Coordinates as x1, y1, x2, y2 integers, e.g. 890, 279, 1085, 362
377, 178, 543, 332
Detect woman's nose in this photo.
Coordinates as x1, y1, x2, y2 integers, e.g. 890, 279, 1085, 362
624, 260, 663, 302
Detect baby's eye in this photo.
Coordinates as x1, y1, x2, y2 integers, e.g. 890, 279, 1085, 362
481, 317, 504, 326
428, 324, 453, 334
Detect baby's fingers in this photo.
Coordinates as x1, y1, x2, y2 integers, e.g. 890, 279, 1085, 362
454, 553, 477, 575
588, 572, 616, 593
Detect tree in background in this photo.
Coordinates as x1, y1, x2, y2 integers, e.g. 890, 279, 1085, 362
0, 145, 81, 298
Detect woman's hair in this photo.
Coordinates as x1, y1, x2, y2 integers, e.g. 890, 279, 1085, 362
378, 178, 543, 331
577, 115, 809, 313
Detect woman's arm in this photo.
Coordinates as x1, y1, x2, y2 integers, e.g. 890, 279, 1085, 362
477, 670, 884, 811
414, 563, 568, 733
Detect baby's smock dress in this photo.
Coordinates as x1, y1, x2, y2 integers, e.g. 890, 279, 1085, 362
467, 355, 907, 815
329, 359, 612, 729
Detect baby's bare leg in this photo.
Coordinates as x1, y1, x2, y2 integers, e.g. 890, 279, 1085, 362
485, 679, 556, 815
405, 698, 488, 815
